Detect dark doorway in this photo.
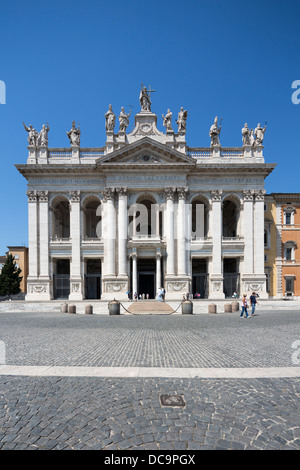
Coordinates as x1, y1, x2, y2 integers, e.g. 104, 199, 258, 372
85, 259, 101, 299
137, 259, 156, 299
192, 259, 208, 299
223, 258, 240, 298
53, 259, 70, 299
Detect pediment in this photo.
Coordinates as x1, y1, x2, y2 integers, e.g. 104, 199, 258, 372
95, 137, 195, 167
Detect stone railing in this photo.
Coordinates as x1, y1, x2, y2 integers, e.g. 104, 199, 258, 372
188, 147, 244, 158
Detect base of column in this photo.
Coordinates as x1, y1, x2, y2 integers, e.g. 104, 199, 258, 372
241, 274, 268, 299
26, 278, 52, 301
165, 276, 191, 300
69, 279, 83, 300
209, 275, 225, 299
101, 278, 129, 301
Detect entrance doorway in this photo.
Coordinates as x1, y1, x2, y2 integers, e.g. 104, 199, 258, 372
53, 259, 70, 299
192, 259, 208, 299
137, 259, 156, 299
223, 258, 240, 298
85, 259, 101, 299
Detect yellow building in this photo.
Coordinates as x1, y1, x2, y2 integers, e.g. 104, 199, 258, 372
265, 194, 300, 299
6, 246, 29, 294
264, 195, 277, 297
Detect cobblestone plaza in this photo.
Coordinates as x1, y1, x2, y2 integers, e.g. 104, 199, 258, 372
0, 308, 300, 450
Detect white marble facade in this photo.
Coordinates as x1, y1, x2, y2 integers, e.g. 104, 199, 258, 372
17, 89, 275, 301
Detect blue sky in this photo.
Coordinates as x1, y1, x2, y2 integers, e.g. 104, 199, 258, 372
0, 0, 299, 254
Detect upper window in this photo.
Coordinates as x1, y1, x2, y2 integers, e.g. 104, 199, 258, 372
283, 206, 295, 226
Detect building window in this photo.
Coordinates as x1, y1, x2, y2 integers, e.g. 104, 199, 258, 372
283, 206, 295, 226
14, 255, 19, 260
283, 241, 297, 262
285, 277, 295, 297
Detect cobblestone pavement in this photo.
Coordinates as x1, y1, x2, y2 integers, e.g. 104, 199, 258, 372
0, 309, 300, 450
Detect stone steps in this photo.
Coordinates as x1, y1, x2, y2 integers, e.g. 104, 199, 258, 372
126, 301, 175, 315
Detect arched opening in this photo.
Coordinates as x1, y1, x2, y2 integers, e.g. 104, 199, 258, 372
222, 199, 240, 237
84, 199, 102, 238
191, 197, 209, 238
52, 198, 70, 238
131, 195, 162, 237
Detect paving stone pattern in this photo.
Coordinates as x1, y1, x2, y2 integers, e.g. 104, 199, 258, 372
0, 309, 300, 450
0, 376, 299, 450
0, 310, 300, 368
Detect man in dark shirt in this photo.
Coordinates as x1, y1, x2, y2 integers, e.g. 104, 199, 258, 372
250, 292, 258, 316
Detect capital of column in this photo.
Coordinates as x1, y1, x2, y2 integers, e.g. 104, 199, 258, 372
26, 190, 38, 202
253, 189, 266, 201
165, 187, 176, 201
211, 190, 223, 202
116, 187, 128, 198
36, 190, 49, 202
177, 187, 188, 200
69, 190, 80, 202
243, 189, 255, 201
101, 187, 116, 202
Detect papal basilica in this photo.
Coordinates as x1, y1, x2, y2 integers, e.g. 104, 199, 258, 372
17, 85, 275, 301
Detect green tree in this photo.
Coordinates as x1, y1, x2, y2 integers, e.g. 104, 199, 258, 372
0, 254, 23, 296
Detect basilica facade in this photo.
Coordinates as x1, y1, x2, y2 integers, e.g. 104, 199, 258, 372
17, 87, 276, 301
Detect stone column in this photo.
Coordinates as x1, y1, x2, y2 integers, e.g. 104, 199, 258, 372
69, 190, 83, 300
165, 187, 176, 277
117, 187, 128, 277
103, 188, 116, 277
210, 190, 224, 298
37, 191, 51, 299
132, 251, 137, 295
156, 250, 161, 294
243, 190, 254, 274
38, 191, 49, 279
254, 189, 267, 298
25, 191, 39, 300
177, 187, 188, 276
254, 190, 266, 274
27, 191, 39, 279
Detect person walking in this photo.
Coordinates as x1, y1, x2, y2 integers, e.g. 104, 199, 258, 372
250, 292, 258, 316
240, 294, 249, 318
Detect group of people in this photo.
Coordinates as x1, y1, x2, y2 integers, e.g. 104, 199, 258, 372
128, 292, 150, 301
240, 292, 259, 318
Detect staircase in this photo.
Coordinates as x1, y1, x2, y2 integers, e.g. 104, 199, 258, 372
127, 300, 175, 315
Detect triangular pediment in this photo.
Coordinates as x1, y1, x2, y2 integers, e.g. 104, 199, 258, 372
95, 137, 195, 167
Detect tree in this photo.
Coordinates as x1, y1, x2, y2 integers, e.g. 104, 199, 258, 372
0, 254, 23, 296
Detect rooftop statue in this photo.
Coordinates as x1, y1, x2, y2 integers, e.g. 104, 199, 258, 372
67, 121, 80, 146
254, 122, 267, 147
242, 123, 251, 146
139, 83, 151, 112
209, 116, 221, 147
38, 123, 50, 147
176, 107, 188, 132
119, 107, 131, 132
105, 104, 116, 132
23, 122, 39, 147
162, 109, 173, 131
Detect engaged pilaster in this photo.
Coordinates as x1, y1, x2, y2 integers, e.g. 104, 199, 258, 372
210, 190, 224, 299
165, 187, 176, 278
69, 190, 83, 300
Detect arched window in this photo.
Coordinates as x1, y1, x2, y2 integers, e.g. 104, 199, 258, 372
222, 198, 240, 237
191, 197, 209, 238
284, 241, 297, 262
52, 198, 70, 239
84, 199, 102, 238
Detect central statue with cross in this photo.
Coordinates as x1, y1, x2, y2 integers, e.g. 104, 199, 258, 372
139, 83, 155, 112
